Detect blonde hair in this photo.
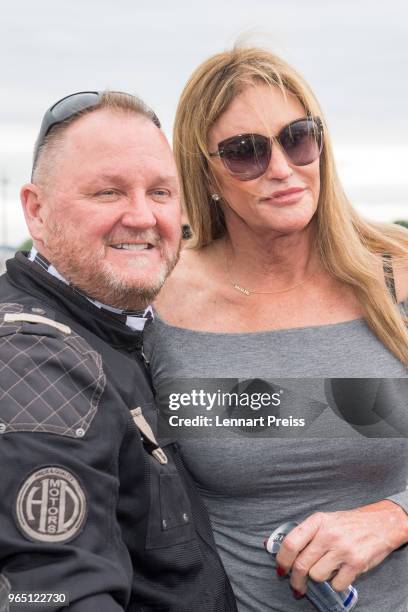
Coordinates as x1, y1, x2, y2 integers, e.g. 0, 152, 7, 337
173, 46, 408, 367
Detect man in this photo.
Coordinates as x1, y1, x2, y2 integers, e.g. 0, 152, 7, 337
0, 91, 237, 611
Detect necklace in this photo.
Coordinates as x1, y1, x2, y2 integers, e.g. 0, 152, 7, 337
225, 251, 314, 296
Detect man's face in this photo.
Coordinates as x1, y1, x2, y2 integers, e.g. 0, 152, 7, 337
36, 109, 181, 309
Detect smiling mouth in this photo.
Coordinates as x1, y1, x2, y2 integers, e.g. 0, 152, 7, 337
110, 243, 154, 251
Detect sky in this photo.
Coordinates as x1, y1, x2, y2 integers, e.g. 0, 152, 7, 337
0, 0, 407, 247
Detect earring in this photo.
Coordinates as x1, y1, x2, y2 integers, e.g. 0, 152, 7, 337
211, 193, 220, 202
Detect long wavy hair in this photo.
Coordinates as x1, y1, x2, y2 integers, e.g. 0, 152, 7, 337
173, 46, 408, 367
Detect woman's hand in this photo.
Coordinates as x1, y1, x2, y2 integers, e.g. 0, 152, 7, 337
275, 501, 408, 595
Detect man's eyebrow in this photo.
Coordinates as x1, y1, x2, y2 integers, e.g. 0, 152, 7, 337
92, 174, 179, 187
91, 173, 128, 184
151, 175, 179, 187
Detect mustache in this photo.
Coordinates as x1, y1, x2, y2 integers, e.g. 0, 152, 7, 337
105, 230, 161, 246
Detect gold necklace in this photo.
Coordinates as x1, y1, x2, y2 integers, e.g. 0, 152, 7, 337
225, 251, 314, 296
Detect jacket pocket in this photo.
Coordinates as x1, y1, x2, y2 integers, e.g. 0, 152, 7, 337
145, 446, 195, 550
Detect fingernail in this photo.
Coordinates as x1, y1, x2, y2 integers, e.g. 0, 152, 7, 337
276, 566, 286, 577
292, 589, 304, 599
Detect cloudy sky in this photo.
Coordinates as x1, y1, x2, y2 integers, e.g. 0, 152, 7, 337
1, 0, 407, 246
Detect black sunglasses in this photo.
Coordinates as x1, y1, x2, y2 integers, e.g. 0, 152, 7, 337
32, 91, 102, 173
209, 117, 323, 181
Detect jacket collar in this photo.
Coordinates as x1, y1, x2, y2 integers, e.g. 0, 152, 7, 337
6, 252, 146, 352
27, 247, 154, 331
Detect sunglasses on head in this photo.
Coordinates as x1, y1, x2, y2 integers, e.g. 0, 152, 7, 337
32, 91, 102, 172
32, 90, 162, 179
209, 116, 323, 181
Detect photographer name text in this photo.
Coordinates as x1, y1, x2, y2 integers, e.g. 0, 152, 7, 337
167, 415, 305, 428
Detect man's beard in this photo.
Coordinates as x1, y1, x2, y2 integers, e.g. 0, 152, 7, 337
44, 221, 180, 310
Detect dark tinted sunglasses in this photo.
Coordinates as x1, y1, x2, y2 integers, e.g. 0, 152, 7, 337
209, 117, 323, 181
32, 91, 102, 173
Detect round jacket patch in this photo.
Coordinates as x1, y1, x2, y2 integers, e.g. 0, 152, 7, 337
15, 466, 87, 543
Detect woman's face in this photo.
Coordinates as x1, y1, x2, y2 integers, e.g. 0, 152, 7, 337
207, 83, 321, 237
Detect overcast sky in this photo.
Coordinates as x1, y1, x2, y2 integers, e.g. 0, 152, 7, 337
1, 0, 407, 246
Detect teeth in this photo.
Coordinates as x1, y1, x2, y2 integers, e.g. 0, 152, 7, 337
113, 243, 150, 251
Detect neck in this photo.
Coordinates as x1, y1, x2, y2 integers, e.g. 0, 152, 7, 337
220, 220, 320, 293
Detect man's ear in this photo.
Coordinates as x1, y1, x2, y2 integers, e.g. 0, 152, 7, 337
20, 183, 47, 246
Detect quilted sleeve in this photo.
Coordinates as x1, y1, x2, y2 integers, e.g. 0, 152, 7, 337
0, 305, 130, 611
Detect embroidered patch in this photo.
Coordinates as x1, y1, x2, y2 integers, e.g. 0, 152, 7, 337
15, 466, 87, 543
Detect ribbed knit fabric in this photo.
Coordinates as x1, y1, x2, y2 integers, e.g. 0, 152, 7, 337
144, 309, 408, 612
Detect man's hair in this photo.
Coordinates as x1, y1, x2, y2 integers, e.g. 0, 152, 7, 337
32, 90, 161, 185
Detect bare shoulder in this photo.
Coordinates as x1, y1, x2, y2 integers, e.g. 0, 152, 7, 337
394, 259, 408, 302
387, 223, 408, 301
372, 250, 408, 303
154, 246, 208, 319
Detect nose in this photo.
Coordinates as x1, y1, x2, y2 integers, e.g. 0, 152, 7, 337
120, 192, 157, 229
264, 142, 293, 180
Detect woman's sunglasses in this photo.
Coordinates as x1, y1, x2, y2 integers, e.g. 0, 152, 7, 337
209, 117, 323, 181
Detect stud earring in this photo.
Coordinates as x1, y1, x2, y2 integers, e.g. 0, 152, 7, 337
211, 193, 220, 202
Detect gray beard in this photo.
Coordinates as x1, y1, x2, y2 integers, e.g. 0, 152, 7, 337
43, 225, 180, 310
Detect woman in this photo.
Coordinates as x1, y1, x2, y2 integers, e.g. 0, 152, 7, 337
144, 47, 408, 611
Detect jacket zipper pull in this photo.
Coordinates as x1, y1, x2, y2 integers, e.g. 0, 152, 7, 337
130, 407, 168, 465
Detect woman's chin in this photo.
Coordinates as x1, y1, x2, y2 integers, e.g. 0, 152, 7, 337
253, 211, 316, 236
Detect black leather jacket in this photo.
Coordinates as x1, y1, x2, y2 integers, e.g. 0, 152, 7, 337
0, 252, 237, 612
